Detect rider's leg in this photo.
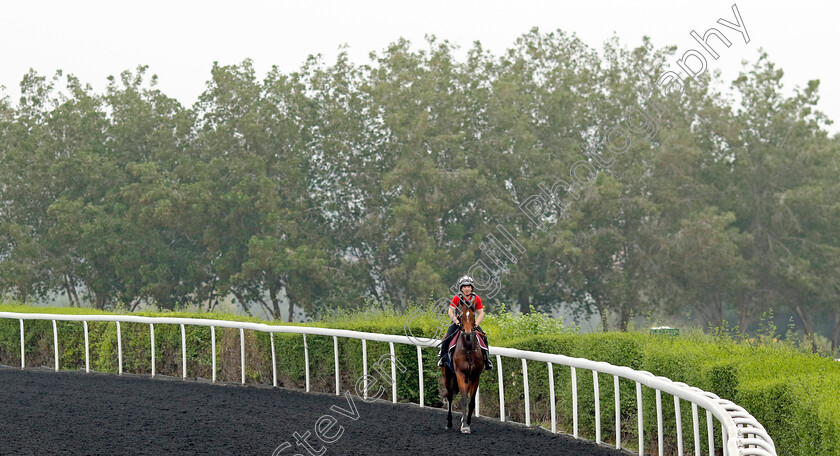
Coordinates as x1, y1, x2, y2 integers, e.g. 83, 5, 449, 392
475, 325, 487, 345
475, 325, 493, 370
438, 323, 459, 366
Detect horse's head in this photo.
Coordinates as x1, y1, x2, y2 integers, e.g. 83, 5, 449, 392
456, 300, 477, 348
456, 300, 476, 331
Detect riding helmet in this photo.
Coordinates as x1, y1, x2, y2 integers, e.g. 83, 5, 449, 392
457, 275, 475, 289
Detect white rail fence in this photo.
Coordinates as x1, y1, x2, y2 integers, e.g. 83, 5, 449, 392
1, 312, 776, 456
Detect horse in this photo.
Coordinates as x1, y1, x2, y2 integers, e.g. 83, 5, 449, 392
442, 298, 485, 433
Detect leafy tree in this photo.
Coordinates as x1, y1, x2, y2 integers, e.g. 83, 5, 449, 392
0, 33, 837, 346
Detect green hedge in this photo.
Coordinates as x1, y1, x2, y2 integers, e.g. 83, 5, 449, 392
1, 303, 838, 455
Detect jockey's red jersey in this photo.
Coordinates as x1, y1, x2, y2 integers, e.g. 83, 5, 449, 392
450, 293, 483, 309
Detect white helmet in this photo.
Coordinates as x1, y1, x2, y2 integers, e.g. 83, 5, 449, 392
457, 275, 475, 290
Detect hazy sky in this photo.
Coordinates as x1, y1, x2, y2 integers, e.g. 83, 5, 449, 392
2, 0, 838, 134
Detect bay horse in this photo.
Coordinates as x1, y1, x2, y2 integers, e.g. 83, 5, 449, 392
442, 298, 485, 433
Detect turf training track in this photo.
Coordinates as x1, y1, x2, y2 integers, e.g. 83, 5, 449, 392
0, 367, 625, 456
0, 312, 778, 455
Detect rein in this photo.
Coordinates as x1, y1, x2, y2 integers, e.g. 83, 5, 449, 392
455, 298, 480, 359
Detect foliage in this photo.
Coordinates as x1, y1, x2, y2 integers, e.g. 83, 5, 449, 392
482, 303, 573, 337
1, 304, 838, 455
0, 31, 838, 346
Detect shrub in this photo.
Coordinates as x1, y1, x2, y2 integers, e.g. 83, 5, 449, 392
1, 302, 838, 455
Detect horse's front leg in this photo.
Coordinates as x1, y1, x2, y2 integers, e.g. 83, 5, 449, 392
444, 368, 454, 429
467, 380, 478, 427
456, 372, 471, 433
447, 393, 453, 429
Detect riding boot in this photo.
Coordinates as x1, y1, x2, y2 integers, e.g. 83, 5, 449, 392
477, 329, 492, 370
438, 324, 459, 368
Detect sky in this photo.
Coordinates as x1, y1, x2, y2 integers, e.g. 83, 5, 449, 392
1, 0, 838, 134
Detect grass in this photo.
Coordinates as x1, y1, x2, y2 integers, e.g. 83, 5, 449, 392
1, 299, 838, 454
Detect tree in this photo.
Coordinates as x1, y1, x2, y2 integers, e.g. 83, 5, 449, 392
195, 60, 330, 320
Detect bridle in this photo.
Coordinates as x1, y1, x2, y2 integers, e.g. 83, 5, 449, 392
455, 300, 479, 358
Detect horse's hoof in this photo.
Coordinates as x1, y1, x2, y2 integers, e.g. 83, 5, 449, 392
460, 425, 471, 434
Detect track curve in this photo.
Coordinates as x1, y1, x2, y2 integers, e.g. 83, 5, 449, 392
0, 367, 625, 456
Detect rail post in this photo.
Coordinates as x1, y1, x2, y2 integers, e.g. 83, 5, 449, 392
594, 370, 601, 443
614, 375, 621, 450
271, 332, 278, 387
303, 333, 309, 392
240, 328, 246, 385
522, 358, 530, 426
548, 362, 556, 433
150, 323, 155, 377
210, 326, 216, 383
497, 354, 505, 422
572, 366, 578, 438
333, 336, 339, 395
636, 382, 644, 456
83, 321, 90, 373
180, 324, 187, 378
19, 319, 24, 369
53, 320, 59, 372
362, 339, 368, 399
116, 321, 123, 375
417, 345, 424, 407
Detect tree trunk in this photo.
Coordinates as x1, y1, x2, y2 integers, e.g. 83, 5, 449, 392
70, 281, 81, 308
595, 302, 609, 331
518, 289, 530, 314
738, 305, 751, 335
63, 274, 81, 307
737, 291, 760, 335
269, 286, 283, 321
94, 292, 107, 310
206, 290, 215, 313
619, 278, 636, 331
255, 297, 273, 320
710, 295, 724, 330
793, 304, 819, 353
285, 289, 294, 323
618, 306, 630, 331
63, 274, 76, 307
366, 270, 382, 304
692, 301, 714, 330
232, 291, 249, 315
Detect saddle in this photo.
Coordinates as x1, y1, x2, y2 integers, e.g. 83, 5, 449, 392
446, 329, 489, 353
443, 329, 488, 372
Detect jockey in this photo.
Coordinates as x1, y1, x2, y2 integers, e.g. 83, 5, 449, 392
437, 275, 493, 370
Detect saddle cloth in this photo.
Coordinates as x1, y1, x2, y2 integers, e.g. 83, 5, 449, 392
447, 330, 489, 353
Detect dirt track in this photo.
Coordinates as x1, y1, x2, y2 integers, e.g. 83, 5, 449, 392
0, 367, 626, 456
